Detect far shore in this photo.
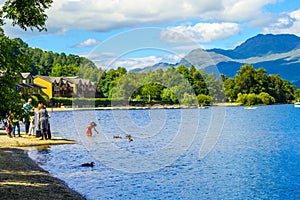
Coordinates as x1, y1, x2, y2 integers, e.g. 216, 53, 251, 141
0, 131, 86, 200
47, 102, 242, 112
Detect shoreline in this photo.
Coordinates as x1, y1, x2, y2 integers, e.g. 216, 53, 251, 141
47, 102, 242, 112
0, 131, 86, 200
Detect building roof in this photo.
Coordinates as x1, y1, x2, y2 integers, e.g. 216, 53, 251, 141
20, 73, 34, 79
36, 75, 61, 83
36, 75, 96, 86
16, 83, 46, 88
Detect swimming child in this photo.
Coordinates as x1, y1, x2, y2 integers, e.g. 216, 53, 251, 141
86, 122, 99, 136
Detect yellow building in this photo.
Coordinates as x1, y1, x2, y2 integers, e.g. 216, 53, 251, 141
34, 76, 98, 98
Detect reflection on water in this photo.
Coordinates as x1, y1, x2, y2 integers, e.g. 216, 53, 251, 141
28, 105, 300, 199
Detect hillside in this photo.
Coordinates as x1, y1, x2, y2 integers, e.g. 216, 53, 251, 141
208, 34, 300, 59
133, 34, 300, 87
177, 34, 300, 87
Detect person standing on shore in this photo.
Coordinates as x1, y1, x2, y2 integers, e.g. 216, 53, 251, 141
11, 113, 21, 137
23, 98, 34, 135
5, 115, 13, 138
28, 108, 36, 136
37, 103, 49, 140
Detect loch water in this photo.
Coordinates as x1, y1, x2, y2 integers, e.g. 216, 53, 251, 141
27, 104, 300, 199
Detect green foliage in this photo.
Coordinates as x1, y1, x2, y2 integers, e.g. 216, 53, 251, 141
0, 0, 53, 121
98, 67, 127, 98
295, 89, 300, 101
236, 93, 248, 105
161, 88, 178, 103
258, 92, 275, 105
1, 0, 53, 31
197, 94, 212, 106
181, 93, 197, 106
237, 92, 275, 105
0, 34, 30, 120
224, 64, 296, 104
141, 83, 165, 102
246, 93, 259, 106
26, 48, 95, 77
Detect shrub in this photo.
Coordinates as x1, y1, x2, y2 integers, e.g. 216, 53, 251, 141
197, 94, 212, 106
258, 92, 275, 105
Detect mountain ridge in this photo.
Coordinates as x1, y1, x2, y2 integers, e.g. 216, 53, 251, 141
208, 33, 300, 59
133, 33, 300, 87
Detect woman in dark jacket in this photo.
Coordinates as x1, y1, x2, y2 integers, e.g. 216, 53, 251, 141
37, 103, 49, 140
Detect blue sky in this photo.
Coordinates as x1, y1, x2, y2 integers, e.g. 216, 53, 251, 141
2, 0, 300, 70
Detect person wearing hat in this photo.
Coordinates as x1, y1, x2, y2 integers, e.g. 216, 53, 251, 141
86, 122, 99, 136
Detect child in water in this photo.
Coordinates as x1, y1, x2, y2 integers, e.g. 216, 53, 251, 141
86, 122, 99, 136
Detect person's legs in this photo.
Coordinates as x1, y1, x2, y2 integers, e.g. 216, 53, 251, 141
11, 125, 15, 137
44, 129, 48, 140
25, 121, 30, 134
16, 122, 21, 137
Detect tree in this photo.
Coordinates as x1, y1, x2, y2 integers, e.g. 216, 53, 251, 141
181, 93, 197, 106
223, 64, 296, 104
0, 34, 30, 120
141, 83, 164, 102
258, 92, 275, 105
1, 0, 53, 31
197, 94, 212, 106
0, 0, 53, 121
161, 88, 178, 103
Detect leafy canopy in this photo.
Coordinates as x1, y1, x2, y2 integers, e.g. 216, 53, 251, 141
0, 0, 53, 121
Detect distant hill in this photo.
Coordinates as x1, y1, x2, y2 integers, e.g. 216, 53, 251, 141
135, 34, 300, 87
208, 34, 300, 59
193, 34, 300, 87
132, 62, 177, 72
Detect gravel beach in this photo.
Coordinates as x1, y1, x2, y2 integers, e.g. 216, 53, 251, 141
0, 131, 86, 200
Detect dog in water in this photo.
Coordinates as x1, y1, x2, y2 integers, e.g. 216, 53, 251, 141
125, 134, 133, 142
81, 162, 94, 167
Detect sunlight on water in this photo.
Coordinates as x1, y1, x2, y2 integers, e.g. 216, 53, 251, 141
28, 105, 300, 199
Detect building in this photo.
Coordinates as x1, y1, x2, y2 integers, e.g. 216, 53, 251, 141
16, 73, 45, 96
34, 75, 98, 98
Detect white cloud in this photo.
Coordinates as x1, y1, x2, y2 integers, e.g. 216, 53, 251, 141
85, 52, 183, 70
73, 38, 100, 48
93, 56, 163, 70
209, 0, 277, 21
160, 22, 241, 43
262, 9, 300, 36
42, 0, 272, 34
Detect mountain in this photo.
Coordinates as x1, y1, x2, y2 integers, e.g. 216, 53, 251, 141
208, 34, 300, 59
132, 62, 177, 72
183, 34, 300, 87
130, 33, 300, 87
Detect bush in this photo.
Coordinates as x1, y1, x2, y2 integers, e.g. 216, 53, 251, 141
197, 94, 212, 106
258, 92, 275, 105
236, 93, 248, 105
181, 93, 197, 106
246, 93, 259, 106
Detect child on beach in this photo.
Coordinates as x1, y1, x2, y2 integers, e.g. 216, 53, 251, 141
28, 110, 35, 136
86, 122, 99, 136
5, 115, 12, 138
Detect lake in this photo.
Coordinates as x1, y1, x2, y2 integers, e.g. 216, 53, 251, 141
27, 104, 300, 199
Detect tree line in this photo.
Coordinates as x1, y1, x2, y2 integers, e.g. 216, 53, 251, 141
96, 64, 298, 106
